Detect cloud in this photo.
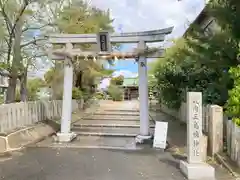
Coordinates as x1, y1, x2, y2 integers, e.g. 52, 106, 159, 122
87, 0, 205, 38
112, 70, 138, 78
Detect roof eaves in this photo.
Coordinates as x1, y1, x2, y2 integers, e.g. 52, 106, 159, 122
183, 7, 208, 37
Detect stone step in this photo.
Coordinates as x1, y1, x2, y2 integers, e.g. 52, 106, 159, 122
73, 123, 155, 128
73, 119, 154, 127
101, 109, 139, 112
82, 118, 141, 122
35, 135, 141, 150
72, 126, 154, 137
92, 112, 140, 116
83, 116, 139, 121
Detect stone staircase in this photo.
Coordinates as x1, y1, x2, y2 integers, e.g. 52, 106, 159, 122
70, 108, 155, 150
36, 100, 155, 150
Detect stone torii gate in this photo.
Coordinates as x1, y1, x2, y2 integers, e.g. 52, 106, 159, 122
47, 27, 173, 143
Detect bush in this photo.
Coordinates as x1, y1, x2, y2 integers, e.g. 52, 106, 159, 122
15, 87, 40, 102
108, 85, 123, 101
54, 87, 83, 100
72, 87, 83, 100
82, 91, 92, 101
94, 92, 105, 99
0, 95, 4, 104
226, 66, 240, 126
233, 117, 240, 126
111, 75, 124, 85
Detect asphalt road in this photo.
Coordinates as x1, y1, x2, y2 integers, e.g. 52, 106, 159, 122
0, 148, 185, 180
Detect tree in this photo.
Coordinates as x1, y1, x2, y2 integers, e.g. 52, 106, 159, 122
0, 0, 61, 103
152, 0, 240, 109
108, 84, 123, 101
111, 75, 124, 85
16, 77, 45, 101
153, 30, 237, 108
209, 0, 240, 41
225, 66, 240, 126
48, 0, 115, 98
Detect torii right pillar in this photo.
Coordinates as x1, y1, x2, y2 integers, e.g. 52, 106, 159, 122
135, 40, 152, 143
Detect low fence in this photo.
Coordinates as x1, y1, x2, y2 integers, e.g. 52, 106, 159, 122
226, 120, 240, 167
0, 100, 82, 134
159, 102, 209, 132
159, 101, 240, 167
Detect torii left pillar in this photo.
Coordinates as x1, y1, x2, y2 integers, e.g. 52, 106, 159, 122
57, 43, 77, 142
135, 40, 152, 144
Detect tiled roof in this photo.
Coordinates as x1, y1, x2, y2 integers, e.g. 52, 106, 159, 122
122, 78, 138, 87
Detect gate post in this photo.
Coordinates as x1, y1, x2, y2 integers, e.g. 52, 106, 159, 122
135, 40, 151, 143
57, 43, 77, 142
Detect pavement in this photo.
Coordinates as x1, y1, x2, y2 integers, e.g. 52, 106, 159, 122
0, 100, 236, 180
0, 148, 185, 180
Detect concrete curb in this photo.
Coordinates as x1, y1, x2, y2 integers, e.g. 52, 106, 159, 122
34, 144, 143, 151
0, 120, 60, 155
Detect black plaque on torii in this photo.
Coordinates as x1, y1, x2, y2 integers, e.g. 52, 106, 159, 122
97, 31, 111, 53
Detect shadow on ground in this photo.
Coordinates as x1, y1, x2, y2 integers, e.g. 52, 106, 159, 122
0, 147, 185, 180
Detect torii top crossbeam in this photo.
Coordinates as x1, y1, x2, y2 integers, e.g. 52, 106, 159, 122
48, 27, 173, 60
50, 47, 164, 60
47, 27, 173, 44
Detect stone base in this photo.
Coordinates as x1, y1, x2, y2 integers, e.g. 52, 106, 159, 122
180, 160, 215, 180
135, 134, 152, 144
56, 132, 77, 142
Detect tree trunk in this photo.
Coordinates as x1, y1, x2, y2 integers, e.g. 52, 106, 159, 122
6, 18, 23, 103
76, 71, 83, 90
20, 72, 27, 102
6, 77, 17, 103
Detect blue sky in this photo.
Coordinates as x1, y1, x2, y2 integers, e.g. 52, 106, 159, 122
108, 44, 139, 74
88, 0, 205, 77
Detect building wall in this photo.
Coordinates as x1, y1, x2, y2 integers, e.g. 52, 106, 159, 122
196, 11, 221, 35
184, 9, 221, 37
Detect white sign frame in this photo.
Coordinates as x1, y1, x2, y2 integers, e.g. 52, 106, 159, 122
153, 121, 168, 149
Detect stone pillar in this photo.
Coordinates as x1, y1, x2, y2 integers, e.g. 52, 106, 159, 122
57, 43, 77, 142
135, 41, 151, 144
208, 105, 223, 156
180, 92, 215, 180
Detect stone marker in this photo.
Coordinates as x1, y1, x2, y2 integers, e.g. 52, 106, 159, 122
180, 92, 215, 180
153, 121, 168, 149
209, 105, 223, 156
